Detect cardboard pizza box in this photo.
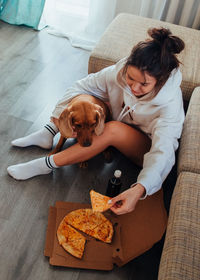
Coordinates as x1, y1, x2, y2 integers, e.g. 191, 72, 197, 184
44, 189, 167, 270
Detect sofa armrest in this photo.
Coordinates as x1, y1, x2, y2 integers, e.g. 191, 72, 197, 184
158, 172, 200, 280
178, 86, 200, 174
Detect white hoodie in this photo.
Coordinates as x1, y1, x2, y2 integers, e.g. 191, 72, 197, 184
52, 58, 185, 196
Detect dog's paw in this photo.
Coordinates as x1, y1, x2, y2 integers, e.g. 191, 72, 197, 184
103, 149, 113, 163
79, 161, 88, 168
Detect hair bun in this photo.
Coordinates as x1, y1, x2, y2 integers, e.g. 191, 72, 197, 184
148, 27, 171, 43
148, 27, 185, 54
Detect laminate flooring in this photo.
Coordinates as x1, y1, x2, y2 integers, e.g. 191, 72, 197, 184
0, 21, 166, 280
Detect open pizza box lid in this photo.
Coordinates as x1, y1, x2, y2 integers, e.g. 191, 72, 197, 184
44, 189, 167, 270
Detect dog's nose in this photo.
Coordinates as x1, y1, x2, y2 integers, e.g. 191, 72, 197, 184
83, 140, 91, 147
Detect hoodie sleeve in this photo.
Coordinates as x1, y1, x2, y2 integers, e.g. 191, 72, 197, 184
137, 102, 185, 196
51, 66, 113, 118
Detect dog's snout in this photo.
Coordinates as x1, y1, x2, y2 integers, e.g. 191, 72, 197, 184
83, 140, 91, 147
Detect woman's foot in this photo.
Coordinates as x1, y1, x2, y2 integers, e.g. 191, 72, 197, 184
7, 156, 58, 180
11, 123, 58, 149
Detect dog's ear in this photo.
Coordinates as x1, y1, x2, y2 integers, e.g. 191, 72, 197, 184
58, 107, 74, 137
94, 105, 105, 136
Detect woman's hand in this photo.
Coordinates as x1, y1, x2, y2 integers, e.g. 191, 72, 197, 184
109, 183, 146, 215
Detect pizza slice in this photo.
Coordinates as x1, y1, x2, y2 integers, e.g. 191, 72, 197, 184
64, 208, 107, 232
90, 190, 111, 212
57, 219, 86, 259
85, 220, 113, 243
64, 208, 113, 243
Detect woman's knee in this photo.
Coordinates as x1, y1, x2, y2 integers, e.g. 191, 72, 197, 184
104, 121, 126, 140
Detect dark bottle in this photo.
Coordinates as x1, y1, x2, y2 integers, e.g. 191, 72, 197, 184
106, 170, 122, 197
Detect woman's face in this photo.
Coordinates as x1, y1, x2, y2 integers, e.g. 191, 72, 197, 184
125, 66, 157, 98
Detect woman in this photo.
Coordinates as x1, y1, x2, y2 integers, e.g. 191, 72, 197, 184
7, 27, 185, 215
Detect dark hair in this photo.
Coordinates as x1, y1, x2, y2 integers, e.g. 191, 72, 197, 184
124, 27, 185, 89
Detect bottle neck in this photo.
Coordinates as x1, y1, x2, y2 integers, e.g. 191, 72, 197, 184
111, 177, 121, 185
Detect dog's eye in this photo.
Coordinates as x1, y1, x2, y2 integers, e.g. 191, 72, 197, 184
76, 124, 82, 128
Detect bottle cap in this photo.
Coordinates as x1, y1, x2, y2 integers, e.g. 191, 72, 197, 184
114, 170, 121, 178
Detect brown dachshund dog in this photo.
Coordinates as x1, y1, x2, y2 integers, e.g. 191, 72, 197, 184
50, 94, 110, 160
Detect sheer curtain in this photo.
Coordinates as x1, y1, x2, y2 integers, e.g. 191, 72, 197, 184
42, 0, 117, 50
42, 0, 200, 51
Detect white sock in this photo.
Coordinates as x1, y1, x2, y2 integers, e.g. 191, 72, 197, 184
7, 156, 58, 180
11, 122, 58, 149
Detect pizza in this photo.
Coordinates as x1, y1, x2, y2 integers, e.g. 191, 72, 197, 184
64, 208, 106, 231
65, 208, 113, 243
57, 208, 113, 258
90, 189, 111, 212
86, 220, 113, 243
57, 219, 86, 259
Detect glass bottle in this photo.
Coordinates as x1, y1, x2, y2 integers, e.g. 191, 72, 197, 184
106, 170, 122, 197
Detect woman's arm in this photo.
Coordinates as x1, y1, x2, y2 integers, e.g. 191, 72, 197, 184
137, 118, 183, 196
109, 115, 184, 215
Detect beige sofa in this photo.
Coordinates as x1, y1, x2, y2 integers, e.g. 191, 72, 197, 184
88, 14, 200, 280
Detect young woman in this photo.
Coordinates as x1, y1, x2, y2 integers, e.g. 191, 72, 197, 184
7, 27, 185, 215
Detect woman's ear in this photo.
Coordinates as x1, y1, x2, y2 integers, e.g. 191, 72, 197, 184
94, 106, 105, 136
58, 107, 74, 137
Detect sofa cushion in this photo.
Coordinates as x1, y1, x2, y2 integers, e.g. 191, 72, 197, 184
158, 171, 200, 280
178, 86, 200, 174
88, 13, 200, 101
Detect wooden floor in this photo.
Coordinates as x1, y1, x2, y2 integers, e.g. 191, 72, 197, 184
0, 21, 164, 280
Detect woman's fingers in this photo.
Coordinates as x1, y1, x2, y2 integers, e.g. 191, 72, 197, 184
109, 187, 143, 215
110, 202, 129, 215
